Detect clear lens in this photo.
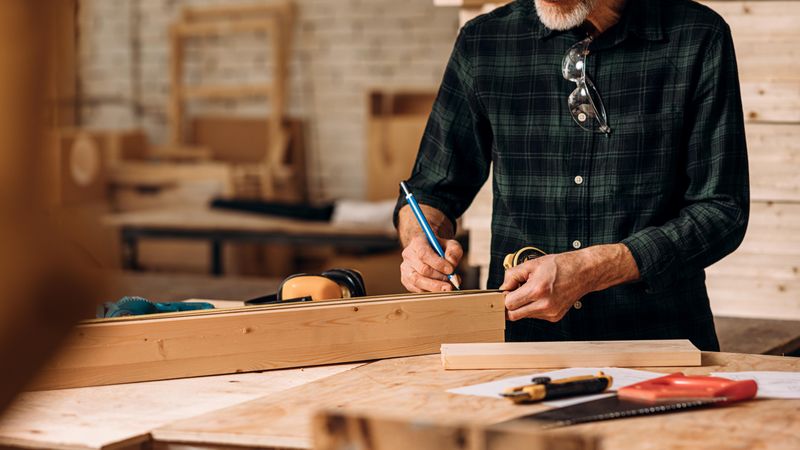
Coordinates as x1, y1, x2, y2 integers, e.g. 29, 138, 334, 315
568, 78, 610, 133
562, 37, 610, 134
562, 38, 591, 82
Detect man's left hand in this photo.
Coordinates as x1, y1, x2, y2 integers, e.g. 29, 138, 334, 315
499, 244, 640, 322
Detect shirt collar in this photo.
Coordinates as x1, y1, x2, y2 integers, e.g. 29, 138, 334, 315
522, 0, 665, 45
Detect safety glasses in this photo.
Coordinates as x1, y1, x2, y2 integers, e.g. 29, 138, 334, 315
562, 37, 611, 134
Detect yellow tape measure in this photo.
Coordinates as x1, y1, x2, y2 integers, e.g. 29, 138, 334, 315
503, 246, 547, 270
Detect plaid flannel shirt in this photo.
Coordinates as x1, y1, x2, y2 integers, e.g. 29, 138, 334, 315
394, 0, 749, 350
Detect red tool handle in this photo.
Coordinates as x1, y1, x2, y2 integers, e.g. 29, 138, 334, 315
618, 373, 757, 402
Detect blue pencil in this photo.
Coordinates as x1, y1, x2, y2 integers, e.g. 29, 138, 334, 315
400, 181, 461, 290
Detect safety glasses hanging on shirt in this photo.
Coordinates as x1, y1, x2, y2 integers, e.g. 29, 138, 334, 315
563, 36, 611, 134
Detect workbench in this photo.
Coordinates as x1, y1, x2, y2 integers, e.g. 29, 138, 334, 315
105, 208, 399, 275
0, 352, 797, 449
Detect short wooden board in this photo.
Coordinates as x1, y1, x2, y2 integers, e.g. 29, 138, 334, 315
440, 340, 701, 370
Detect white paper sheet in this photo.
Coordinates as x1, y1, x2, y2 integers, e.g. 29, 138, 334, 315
710, 371, 800, 399
448, 367, 665, 407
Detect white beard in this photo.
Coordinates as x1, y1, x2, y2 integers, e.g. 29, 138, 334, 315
533, 0, 598, 31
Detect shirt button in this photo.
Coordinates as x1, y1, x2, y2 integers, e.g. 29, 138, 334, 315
574, 175, 584, 185
574, 301, 583, 310
572, 240, 582, 249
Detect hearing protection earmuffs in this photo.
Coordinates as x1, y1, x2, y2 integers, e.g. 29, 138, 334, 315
245, 268, 367, 305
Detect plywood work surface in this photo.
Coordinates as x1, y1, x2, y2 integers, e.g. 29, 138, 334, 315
440, 340, 701, 369
153, 352, 800, 450
0, 364, 360, 450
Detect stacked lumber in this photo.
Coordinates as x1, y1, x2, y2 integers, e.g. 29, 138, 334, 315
449, 1, 800, 320
31, 291, 505, 391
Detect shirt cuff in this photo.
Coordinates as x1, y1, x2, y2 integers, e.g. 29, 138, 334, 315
621, 227, 679, 294
392, 190, 459, 236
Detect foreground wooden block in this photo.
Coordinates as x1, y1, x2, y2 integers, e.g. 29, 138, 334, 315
31, 291, 504, 390
441, 340, 701, 370
313, 410, 597, 450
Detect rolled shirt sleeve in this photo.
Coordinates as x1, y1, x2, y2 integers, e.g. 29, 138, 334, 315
621, 24, 749, 293
393, 28, 493, 231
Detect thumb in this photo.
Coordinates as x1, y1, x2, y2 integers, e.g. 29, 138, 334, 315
499, 266, 527, 291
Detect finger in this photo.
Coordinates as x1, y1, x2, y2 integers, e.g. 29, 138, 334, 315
442, 240, 463, 267
400, 262, 422, 293
413, 243, 454, 275
499, 264, 532, 291
507, 299, 560, 322
410, 270, 454, 292
408, 257, 448, 281
504, 281, 546, 311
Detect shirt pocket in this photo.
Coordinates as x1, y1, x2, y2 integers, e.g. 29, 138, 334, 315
598, 111, 684, 221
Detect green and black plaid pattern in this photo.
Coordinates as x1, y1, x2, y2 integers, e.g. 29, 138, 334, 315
394, 0, 749, 351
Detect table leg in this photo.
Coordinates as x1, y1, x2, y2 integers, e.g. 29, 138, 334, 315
122, 234, 139, 271
211, 240, 223, 276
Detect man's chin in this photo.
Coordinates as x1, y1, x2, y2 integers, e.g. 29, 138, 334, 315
534, 0, 594, 31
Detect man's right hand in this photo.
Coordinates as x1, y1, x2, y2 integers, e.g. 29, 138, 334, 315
400, 235, 463, 292
397, 204, 463, 293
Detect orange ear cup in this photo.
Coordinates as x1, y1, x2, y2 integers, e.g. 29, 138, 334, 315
280, 275, 346, 302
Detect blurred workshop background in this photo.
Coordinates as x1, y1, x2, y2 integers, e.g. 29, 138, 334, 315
43, 1, 798, 341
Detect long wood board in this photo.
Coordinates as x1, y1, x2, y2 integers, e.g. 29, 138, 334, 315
440, 340, 700, 370
30, 291, 505, 390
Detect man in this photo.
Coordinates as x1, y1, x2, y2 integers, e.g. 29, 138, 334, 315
394, 0, 749, 351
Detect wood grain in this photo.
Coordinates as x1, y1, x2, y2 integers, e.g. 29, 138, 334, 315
30, 291, 505, 390
440, 340, 701, 370
0, 364, 359, 450
152, 352, 800, 450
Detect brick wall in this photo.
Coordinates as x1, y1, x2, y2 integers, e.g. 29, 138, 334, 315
77, 0, 459, 200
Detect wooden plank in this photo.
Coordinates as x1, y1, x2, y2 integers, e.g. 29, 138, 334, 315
704, 1, 800, 81
182, 1, 294, 22
741, 80, 800, 123
152, 352, 800, 450
173, 18, 277, 37
102, 208, 397, 237
705, 1, 800, 41
180, 84, 273, 100
0, 365, 358, 450
708, 274, 800, 320
312, 410, 597, 450
440, 340, 701, 370
366, 90, 436, 201
735, 201, 800, 256
747, 123, 800, 202
708, 251, 798, 281
30, 291, 505, 390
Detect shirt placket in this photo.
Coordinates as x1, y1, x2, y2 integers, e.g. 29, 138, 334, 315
565, 48, 601, 315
